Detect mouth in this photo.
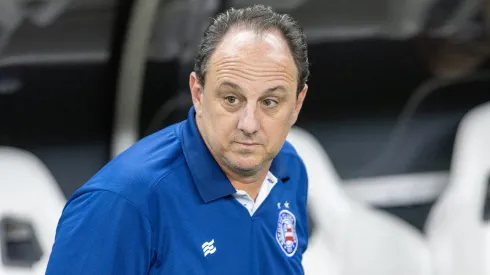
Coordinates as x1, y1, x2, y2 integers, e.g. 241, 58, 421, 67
235, 141, 260, 147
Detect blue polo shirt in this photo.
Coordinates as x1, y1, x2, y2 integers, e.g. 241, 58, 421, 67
46, 107, 309, 275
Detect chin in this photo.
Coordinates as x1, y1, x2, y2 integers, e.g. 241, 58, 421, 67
235, 157, 261, 168
225, 154, 264, 173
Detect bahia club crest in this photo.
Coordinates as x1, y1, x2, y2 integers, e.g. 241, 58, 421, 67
276, 209, 298, 257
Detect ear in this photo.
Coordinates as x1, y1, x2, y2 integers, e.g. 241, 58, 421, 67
290, 84, 308, 126
189, 72, 204, 117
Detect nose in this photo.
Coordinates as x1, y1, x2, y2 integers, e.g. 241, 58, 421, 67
237, 104, 260, 135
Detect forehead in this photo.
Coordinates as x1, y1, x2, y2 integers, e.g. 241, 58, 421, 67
207, 28, 297, 85
215, 28, 290, 57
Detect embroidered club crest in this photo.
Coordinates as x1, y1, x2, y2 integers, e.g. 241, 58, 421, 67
276, 209, 298, 257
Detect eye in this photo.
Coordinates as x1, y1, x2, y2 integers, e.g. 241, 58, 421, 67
225, 96, 239, 105
262, 98, 278, 107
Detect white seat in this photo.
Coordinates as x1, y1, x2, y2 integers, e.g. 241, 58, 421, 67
287, 127, 433, 275
302, 229, 340, 275
425, 101, 490, 275
0, 147, 66, 275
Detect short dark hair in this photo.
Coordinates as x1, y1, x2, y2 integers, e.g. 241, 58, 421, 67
193, 5, 309, 93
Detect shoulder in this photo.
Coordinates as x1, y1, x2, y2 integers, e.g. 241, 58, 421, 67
70, 122, 188, 215
279, 140, 300, 157
277, 140, 308, 194
277, 140, 307, 175
272, 140, 308, 194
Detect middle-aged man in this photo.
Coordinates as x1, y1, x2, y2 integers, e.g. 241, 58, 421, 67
46, 4, 310, 275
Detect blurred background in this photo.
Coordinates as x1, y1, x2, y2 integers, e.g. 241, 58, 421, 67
0, 0, 489, 274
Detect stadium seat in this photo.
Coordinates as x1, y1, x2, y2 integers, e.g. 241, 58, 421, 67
0, 147, 65, 275
302, 229, 341, 275
287, 127, 433, 275
425, 101, 490, 275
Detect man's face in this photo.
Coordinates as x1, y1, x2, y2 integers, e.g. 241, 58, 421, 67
190, 28, 307, 176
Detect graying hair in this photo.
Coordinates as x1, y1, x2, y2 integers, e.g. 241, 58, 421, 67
193, 4, 309, 93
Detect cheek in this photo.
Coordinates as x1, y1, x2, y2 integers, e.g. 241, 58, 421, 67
262, 112, 292, 145
209, 108, 238, 143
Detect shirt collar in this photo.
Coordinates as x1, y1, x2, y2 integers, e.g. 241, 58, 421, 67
265, 171, 278, 185
180, 106, 290, 203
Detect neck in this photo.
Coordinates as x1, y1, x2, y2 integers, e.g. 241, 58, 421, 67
214, 153, 271, 200
196, 114, 269, 200
226, 167, 269, 201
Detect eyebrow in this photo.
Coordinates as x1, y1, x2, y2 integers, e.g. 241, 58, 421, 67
218, 81, 287, 94
219, 81, 242, 91
265, 85, 287, 93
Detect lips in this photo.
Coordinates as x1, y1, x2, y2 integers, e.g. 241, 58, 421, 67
235, 141, 260, 146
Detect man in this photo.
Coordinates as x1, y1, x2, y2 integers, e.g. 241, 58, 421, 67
46, 4, 309, 274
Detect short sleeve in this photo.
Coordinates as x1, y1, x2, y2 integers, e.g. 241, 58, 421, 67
45, 190, 152, 275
